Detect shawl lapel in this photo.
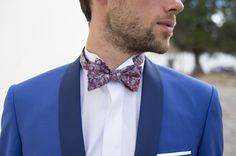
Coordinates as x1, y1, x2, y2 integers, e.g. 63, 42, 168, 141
134, 57, 164, 156
59, 58, 86, 156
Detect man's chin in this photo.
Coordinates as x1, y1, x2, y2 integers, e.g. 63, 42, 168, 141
151, 42, 170, 54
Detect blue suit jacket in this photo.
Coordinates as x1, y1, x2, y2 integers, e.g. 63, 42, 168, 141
0, 57, 223, 156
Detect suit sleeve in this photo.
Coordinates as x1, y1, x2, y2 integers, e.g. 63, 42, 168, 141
198, 87, 224, 156
0, 86, 23, 156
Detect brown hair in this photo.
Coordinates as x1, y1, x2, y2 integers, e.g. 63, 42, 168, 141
79, 0, 92, 22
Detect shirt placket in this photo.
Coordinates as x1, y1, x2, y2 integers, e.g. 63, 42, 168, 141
102, 83, 123, 156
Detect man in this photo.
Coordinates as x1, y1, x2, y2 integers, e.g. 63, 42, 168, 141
0, 0, 223, 155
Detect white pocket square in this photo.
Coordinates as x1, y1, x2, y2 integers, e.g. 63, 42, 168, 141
157, 151, 191, 156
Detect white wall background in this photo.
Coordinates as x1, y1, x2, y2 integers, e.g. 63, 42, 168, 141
0, 0, 89, 121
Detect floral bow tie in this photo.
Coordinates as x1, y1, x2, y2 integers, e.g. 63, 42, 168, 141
80, 51, 144, 91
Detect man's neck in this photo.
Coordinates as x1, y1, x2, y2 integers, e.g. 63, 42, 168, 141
86, 32, 135, 70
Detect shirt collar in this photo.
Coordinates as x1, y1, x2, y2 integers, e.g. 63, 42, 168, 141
84, 48, 145, 71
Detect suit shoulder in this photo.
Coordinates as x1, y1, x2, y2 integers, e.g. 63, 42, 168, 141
14, 64, 70, 92
154, 64, 213, 93
154, 64, 218, 112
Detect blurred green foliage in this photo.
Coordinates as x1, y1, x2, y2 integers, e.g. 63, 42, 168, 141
173, 0, 236, 74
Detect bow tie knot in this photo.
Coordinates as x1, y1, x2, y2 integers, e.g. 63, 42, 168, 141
80, 51, 144, 91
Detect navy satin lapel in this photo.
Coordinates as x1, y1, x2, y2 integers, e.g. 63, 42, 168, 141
134, 57, 164, 156
59, 58, 86, 156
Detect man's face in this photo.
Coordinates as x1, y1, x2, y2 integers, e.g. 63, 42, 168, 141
105, 0, 184, 54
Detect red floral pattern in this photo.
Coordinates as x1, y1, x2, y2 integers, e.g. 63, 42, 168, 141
80, 51, 144, 92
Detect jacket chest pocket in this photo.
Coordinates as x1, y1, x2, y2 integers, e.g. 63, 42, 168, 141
156, 150, 192, 156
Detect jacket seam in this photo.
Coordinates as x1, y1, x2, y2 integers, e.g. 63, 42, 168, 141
11, 85, 23, 144
197, 85, 215, 152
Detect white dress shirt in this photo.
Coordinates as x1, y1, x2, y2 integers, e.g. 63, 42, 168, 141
80, 49, 145, 156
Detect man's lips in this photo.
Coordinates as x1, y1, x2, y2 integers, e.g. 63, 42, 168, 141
156, 20, 176, 33
157, 20, 176, 28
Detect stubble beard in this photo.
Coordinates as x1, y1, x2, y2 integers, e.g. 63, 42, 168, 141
104, 4, 171, 56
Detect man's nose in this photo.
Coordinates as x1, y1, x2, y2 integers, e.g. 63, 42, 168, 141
165, 0, 184, 15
